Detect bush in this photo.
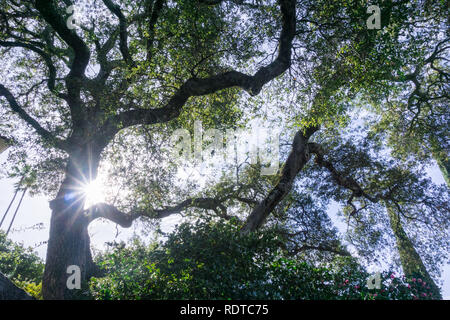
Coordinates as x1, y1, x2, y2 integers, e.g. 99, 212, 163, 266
90, 220, 437, 300
0, 231, 44, 299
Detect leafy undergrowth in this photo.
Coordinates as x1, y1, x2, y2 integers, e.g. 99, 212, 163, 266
90, 220, 438, 300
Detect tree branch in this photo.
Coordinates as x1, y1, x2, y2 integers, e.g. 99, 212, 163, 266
34, 0, 92, 127
100, 0, 296, 138
0, 40, 59, 94
307, 142, 400, 218
241, 126, 319, 234
34, 0, 90, 79
146, 0, 165, 61
94, 28, 120, 83
102, 0, 135, 66
307, 142, 378, 202
0, 84, 67, 150
86, 197, 230, 227
287, 243, 351, 257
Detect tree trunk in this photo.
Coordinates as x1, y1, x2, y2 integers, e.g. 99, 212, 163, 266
386, 205, 442, 299
431, 145, 449, 187
0, 272, 35, 300
241, 127, 318, 233
42, 144, 102, 300
0, 136, 10, 154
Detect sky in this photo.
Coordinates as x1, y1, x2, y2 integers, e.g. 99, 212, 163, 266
0, 148, 449, 299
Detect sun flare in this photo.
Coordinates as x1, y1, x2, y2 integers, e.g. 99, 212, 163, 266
83, 179, 105, 208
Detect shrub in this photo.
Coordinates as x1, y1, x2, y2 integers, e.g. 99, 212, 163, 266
90, 220, 437, 300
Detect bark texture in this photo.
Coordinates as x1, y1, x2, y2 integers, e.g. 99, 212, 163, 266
241, 126, 319, 233
42, 145, 102, 300
386, 205, 442, 299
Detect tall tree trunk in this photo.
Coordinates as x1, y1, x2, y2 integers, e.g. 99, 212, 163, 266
386, 205, 442, 299
42, 144, 102, 300
431, 146, 449, 187
0, 136, 10, 154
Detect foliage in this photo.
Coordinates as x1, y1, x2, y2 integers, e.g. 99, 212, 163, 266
0, 0, 448, 299
0, 231, 44, 299
90, 220, 436, 300
11, 279, 43, 300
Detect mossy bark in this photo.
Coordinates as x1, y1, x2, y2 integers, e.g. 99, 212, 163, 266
386, 205, 442, 299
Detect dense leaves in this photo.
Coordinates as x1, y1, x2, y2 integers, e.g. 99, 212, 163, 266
0, 0, 448, 299
90, 220, 437, 300
0, 231, 44, 299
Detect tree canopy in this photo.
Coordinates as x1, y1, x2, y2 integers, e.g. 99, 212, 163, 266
0, 0, 448, 300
